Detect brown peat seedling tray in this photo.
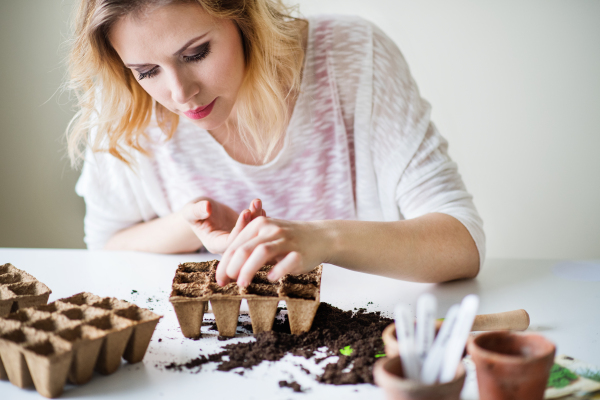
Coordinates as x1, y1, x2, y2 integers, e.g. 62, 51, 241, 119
0, 263, 52, 317
0, 292, 161, 398
170, 260, 322, 338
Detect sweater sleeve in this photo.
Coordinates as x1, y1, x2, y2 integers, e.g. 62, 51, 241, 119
395, 123, 486, 268
367, 22, 486, 267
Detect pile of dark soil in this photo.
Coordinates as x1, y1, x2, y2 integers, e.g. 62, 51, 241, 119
165, 303, 392, 386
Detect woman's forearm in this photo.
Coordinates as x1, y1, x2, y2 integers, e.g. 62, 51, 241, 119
317, 213, 479, 283
104, 211, 202, 253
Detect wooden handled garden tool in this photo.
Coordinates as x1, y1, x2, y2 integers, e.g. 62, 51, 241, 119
470, 309, 530, 331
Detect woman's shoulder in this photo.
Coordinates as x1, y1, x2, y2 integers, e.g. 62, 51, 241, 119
305, 14, 400, 78
306, 14, 376, 51
306, 13, 370, 24
307, 14, 399, 53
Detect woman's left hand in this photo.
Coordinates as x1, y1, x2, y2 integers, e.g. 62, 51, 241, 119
215, 218, 329, 287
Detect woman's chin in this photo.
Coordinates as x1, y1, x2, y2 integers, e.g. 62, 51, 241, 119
188, 118, 219, 130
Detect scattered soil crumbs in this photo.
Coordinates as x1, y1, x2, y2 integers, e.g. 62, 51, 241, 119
165, 303, 392, 386
165, 352, 226, 372
279, 380, 303, 392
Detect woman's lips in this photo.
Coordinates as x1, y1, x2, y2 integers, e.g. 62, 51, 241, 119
183, 98, 216, 120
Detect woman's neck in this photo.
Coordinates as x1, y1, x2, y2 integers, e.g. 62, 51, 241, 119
207, 20, 308, 166
207, 111, 287, 166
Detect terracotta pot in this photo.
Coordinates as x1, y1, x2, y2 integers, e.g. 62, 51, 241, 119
374, 355, 466, 400
467, 331, 555, 400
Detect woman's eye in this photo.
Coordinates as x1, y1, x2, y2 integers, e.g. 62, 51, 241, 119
183, 42, 211, 63
135, 42, 211, 81
137, 66, 159, 81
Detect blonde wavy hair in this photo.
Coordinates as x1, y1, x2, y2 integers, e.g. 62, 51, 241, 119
66, 0, 306, 167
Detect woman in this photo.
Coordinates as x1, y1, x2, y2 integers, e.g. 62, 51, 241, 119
68, 0, 484, 287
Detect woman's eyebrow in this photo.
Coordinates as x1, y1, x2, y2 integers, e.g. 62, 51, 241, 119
172, 32, 210, 57
126, 62, 154, 68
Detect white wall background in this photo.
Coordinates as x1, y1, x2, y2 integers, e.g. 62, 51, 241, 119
0, 0, 598, 259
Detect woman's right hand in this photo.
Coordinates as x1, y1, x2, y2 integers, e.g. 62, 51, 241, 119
181, 198, 266, 254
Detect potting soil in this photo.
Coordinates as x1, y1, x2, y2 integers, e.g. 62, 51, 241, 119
165, 303, 392, 386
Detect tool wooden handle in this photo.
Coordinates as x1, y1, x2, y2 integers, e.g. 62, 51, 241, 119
471, 309, 530, 331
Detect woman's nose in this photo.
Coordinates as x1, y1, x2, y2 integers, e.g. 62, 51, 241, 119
169, 69, 200, 106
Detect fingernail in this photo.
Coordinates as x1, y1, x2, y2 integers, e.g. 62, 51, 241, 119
217, 279, 224, 287
238, 279, 247, 288
267, 272, 277, 281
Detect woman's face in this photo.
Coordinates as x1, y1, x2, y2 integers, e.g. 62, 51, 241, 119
109, 2, 245, 130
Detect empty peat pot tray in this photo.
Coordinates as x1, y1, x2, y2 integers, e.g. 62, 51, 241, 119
0, 263, 52, 317
170, 260, 322, 338
0, 292, 162, 398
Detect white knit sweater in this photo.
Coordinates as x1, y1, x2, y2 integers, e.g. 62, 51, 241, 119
76, 15, 486, 267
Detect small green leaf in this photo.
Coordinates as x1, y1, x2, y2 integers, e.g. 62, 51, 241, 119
339, 346, 353, 356
375, 352, 386, 358
547, 364, 578, 388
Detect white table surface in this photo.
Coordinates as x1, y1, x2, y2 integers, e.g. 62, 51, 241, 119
0, 248, 598, 399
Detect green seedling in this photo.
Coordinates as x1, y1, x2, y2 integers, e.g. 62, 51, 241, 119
547, 364, 578, 388
338, 346, 386, 358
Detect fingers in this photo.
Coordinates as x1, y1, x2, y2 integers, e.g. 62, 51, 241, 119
217, 218, 317, 288
224, 236, 266, 285
268, 251, 303, 281
218, 216, 272, 285
216, 209, 251, 285
232, 239, 286, 287
182, 200, 212, 223
217, 214, 261, 286
216, 264, 231, 287
228, 209, 251, 245
261, 209, 267, 217
249, 198, 263, 220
